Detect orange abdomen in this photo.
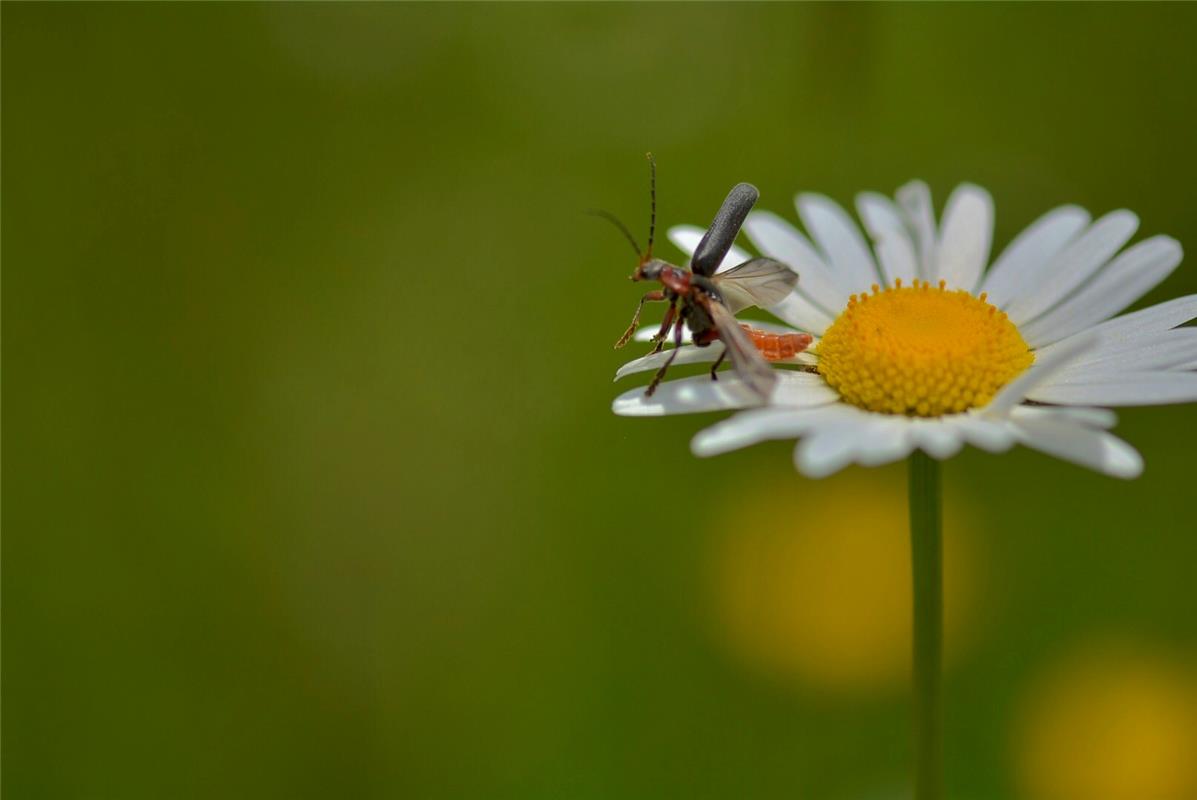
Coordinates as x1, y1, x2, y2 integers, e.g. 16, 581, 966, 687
740, 325, 813, 361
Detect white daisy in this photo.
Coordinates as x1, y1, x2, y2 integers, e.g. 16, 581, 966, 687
612, 181, 1197, 479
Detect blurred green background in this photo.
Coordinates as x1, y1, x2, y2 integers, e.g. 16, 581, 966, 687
5, 4, 1197, 799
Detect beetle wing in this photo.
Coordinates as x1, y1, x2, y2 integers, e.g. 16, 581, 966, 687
713, 258, 799, 314
706, 298, 777, 400
691, 183, 759, 277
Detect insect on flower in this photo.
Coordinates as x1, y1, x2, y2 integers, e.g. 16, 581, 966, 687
597, 155, 811, 399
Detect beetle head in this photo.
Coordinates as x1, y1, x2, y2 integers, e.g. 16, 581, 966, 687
632, 258, 668, 282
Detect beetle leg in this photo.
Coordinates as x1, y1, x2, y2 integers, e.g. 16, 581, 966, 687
709, 345, 727, 380
615, 290, 666, 349
649, 298, 678, 354
646, 312, 687, 396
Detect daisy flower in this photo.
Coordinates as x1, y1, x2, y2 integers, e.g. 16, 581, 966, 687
613, 181, 1197, 479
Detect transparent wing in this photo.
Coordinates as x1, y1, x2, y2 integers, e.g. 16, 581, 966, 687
706, 298, 777, 400
713, 258, 799, 314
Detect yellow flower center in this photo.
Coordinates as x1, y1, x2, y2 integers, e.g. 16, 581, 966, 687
816, 280, 1034, 417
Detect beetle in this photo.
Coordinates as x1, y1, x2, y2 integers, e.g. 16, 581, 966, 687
602, 155, 810, 398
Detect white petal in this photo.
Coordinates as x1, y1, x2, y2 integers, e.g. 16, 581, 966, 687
1010, 418, 1143, 479
935, 183, 993, 292
743, 210, 849, 313
947, 414, 1016, 452
856, 191, 919, 287
770, 371, 841, 406
1051, 329, 1197, 377
1004, 210, 1139, 325
856, 191, 907, 238
874, 234, 920, 291
667, 225, 752, 274
908, 418, 964, 459
1034, 294, 1197, 361
854, 416, 916, 466
1020, 235, 1184, 347
613, 373, 762, 416
980, 205, 1091, 309
1009, 404, 1118, 430
1026, 371, 1197, 406
983, 331, 1099, 416
794, 426, 861, 479
796, 193, 880, 292
691, 405, 838, 457
767, 291, 834, 335
861, 191, 904, 237
615, 345, 720, 380
790, 406, 919, 477
615, 338, 818, 381
632, 324, 692, 344
896, 180, 937, 281
698, 406, 923, 472
613, 370, 838, 416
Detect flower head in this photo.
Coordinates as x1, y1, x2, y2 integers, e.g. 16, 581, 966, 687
613, 182, 1197, 478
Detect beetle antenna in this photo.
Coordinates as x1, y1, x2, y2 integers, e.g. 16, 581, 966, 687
585, 209, 642, 257
645, 152, 656, 260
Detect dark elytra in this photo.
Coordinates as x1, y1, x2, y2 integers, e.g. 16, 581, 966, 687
690, 183, 759, 277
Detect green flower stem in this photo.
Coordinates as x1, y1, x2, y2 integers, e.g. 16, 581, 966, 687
908, 451, 943, 800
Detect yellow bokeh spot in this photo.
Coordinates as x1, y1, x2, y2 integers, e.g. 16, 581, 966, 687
1016, 644, 1197, 800
816, 280, 1034, 417
707, 469, 975, 694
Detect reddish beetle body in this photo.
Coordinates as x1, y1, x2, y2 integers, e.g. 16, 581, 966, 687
740, 326, 814, 361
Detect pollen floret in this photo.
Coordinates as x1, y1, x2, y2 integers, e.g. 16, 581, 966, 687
816, 280, 1034, 417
